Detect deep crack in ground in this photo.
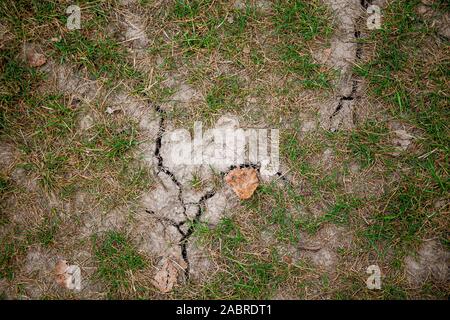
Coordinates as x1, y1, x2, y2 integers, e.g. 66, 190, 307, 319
329, 0, 373, 128
150, 105, 292, 279
151, 105, 264, 279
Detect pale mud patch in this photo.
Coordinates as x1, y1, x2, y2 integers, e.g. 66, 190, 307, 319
17, 245, 56, 299
134, 172, 186, 266
137, 173, 240, 282
114, 10, 150, 50
271, 288, 298, 300
296, 224, 353, 271
145, 108, 283, 285
201, 188, 238, 226
20, 43, 47, 68
387, 121, 419, 156
4, 192, 52, 228
320, 148, 335, 171
318, 0, 376, 131
159, 114, 240, 185
300, 119, 318, 133
0, 22, 13, 49
159, 79, 203, 116
79, 114, 95, 131
234, 0, 272, 13
0, 141, 18, 171
133, 212, 184, 263
404, 240, 449, 287
345, 176, 385, 199
342, 163, 386, 199
186, 188, 240, 280
186, 241, 218, 281
141, 171, 186, 224
109, 1, 161, 75
13, 245, 104, 299
105, 91, 160, 157
416, 1, 450, 39
79, 205, 133, 238
39, 60, 99, 103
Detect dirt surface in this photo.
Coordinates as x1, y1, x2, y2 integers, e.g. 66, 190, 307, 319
0, 0, 448, 300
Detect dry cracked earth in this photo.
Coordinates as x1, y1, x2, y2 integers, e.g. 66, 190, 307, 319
0, 0, 449, 299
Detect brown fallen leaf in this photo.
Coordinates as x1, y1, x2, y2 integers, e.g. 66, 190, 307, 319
283, 255, 293, 264
225, 167, 259, 200
322, 48, 332, 61
26, 51, 46, 67
54, 259, 81, 290
55, 259, 68, 275
151, 258, 186, 293
55, 260, 71, 288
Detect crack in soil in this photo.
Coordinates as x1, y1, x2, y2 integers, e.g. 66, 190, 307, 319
328, 0, 373, 129
153, 105, 188, 220
152, 104, 193, 278
151, 106, 269, 279
178, 190, 215, 278
150, 106, 293, 279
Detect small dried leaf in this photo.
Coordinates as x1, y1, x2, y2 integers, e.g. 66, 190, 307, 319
322, 48, 332, 60
394, 129, 414, 141
151, 259, 180, 293
54, 260, 69, 275
54, 260, 81, 291
283, 255, 293, 264
225, 168, 259, 200
27, 51, 46, 67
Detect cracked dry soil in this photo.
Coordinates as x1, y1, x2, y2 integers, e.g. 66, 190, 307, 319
0, 0, 448, 299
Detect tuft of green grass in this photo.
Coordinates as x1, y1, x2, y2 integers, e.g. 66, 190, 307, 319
0, 54, 44, 106
321, 198, 361, 226
249, 181, 362, 238
363, 168, 447, 247
189, 172, 204, 190
348, 120, 391, 168
93, 231, 146, 297
273, 0, 334, 89
0, 0, 114, 41
54, 32, 140, 81
279, 44, 333, 89
192, 218, 293, 299
104, 127, 139, 159
1, 0, 139, 85
171, 0, 219, 52
281, 128, 324, 177
195, 218, 246, 253
205, 75, 243, 113
249, 183, 303, 243
27, 209, 60, 247
173, 0, 206, 19
0, 241, 17, 280
273, 0, 333, 41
